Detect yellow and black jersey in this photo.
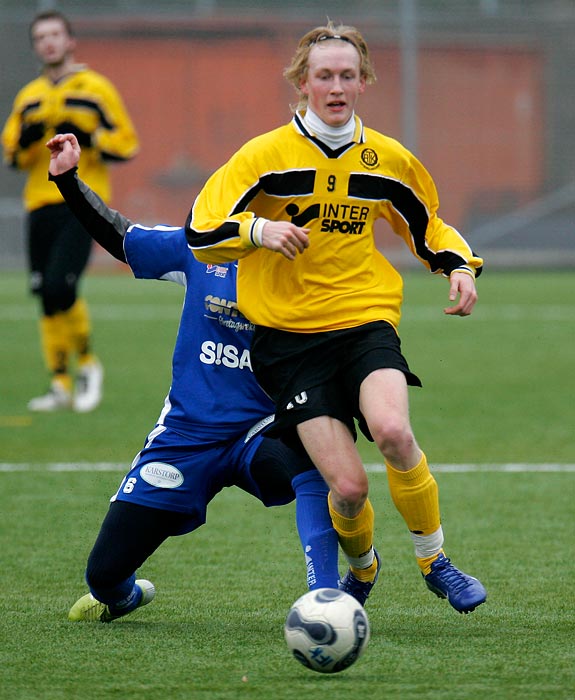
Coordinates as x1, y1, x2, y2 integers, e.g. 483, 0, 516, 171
186, 113, 483, 333
2, 65, 139, 211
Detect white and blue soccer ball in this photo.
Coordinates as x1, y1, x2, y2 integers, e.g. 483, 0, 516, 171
284, 588, 370, 673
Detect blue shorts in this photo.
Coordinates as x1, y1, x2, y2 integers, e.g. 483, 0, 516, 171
110, 422, 294, 534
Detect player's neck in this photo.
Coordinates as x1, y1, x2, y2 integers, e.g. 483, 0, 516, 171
302, 107, 356, 149
43, 55, 76, 83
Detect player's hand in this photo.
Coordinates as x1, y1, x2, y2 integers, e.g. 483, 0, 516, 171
46, 133, 81, 176
444, 270, 478, 316
18, 121, 46, 149
261, 221, 310, 261
55, 121, 92, 147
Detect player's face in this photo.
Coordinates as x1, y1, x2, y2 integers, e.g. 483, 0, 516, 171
300, 41, 365, 127
32, 18, 75, 68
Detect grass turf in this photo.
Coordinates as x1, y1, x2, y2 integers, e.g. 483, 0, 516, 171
1, 269, 574, 699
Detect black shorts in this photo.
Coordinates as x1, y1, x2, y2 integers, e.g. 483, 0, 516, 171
251, 321, 421, 441
27, 203, 93, 313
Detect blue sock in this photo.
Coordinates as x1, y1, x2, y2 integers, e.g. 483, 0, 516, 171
292, 470, 340, 590
87, 573, 142, 615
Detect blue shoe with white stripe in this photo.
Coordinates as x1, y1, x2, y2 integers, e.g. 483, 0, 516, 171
424, 554, 486, 613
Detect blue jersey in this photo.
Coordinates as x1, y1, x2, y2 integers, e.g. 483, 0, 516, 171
124, 224, 274, 441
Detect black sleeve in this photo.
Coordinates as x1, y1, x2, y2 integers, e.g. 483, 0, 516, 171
49, 167, 132, 263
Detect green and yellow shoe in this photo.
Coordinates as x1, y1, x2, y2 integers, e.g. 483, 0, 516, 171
68, 579, 155, 622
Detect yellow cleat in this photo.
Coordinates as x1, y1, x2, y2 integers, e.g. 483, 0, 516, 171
68, 579, 155, 622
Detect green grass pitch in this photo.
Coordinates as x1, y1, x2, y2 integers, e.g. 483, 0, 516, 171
1, 269, 573, 699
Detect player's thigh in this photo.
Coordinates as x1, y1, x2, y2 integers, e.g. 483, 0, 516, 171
297, 415, 366, 495
49, 208, 93, 281
112, 428, 236, 533
359, 368, 412, 435
26, 209, 55, 281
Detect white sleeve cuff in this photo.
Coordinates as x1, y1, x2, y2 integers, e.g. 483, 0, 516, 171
249, 217, 269, 248
450, 266, 476, 279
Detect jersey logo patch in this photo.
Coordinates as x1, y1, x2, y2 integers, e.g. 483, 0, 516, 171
361, 148, 379, 169
286, 203, 320, 227
140, 462, 184, 489
206, 264, 228, 278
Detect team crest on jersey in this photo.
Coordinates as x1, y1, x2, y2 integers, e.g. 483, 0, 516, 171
360, 148, 379, 169
205, 263, 228, 278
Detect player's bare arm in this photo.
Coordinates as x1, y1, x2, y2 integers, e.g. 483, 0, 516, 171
444, 270, 478, 317
261, 221, 310, 261
46, 133, 80, 176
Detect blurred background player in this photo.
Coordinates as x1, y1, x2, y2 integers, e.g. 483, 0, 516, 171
186, 22, 487, 613
46, 133, 340, 622
1, 10, 139, 412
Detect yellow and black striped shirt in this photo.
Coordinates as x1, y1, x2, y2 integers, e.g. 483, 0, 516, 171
2, 65, 139, 211
186, 113, 483, 333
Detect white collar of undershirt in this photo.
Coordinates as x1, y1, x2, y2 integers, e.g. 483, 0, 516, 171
302, 107, 356, 150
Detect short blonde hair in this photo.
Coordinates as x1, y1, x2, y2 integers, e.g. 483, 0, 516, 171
284, 21, 377, 111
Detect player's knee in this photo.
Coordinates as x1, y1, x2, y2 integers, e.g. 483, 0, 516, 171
42, 279, 76, 314
371, 419, 416, 459
330, 472, 369, 513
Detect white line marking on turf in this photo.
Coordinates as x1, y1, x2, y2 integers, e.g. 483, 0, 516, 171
0, 462, 574, 473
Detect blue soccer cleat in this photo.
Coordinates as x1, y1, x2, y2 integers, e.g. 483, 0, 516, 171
424, 553, 486, 614
339, 549, 381, 607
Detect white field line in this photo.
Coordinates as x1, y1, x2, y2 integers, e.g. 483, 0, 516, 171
0, 462, 574, 473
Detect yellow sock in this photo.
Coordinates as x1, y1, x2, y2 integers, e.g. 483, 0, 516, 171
385, 453, 440, 535
328, 493, 377, 582
39, 313, 72, 390
386, 454, 444, 574
64, 299, 94, 366
417, 550, 444, 576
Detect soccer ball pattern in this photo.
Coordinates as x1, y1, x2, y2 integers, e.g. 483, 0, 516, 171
284, 588, 370, 673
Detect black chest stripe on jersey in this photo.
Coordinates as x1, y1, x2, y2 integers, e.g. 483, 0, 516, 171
21, 101, 42, 117
348, 173, 467, 274
233, 170, 316, 215
260, 170, 316, 196
65, 98, 113, 129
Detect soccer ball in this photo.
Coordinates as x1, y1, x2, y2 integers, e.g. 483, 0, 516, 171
284, 588, 370, 673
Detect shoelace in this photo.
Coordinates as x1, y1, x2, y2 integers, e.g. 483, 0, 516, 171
432, 557, 471, 593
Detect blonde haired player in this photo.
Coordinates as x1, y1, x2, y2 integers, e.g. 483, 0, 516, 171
186, 21, 486, 612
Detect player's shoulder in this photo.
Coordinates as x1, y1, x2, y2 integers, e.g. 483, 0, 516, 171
13, 75, 47, 100
237, 123, 293, 156
362, 125, 421, 175
73, 66, 120, 92
363, 126, 410, 155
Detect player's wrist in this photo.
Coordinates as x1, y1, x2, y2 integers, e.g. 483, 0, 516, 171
449, 266, 475, 280
240, 217, 269, 248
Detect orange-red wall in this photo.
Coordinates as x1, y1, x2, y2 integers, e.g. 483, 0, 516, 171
75, 26, 544, 237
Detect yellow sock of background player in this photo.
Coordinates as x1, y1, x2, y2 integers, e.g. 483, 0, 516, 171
328, 493, 378, 582
385, 453, 445, 575
39, 312, 72, 392
64, 298, 96, 367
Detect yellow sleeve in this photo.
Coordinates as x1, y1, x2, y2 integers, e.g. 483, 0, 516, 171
186, 142, 264, 262
383, 151, 483, 277
1, 92, 40, 170
88, 73, 139, 161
